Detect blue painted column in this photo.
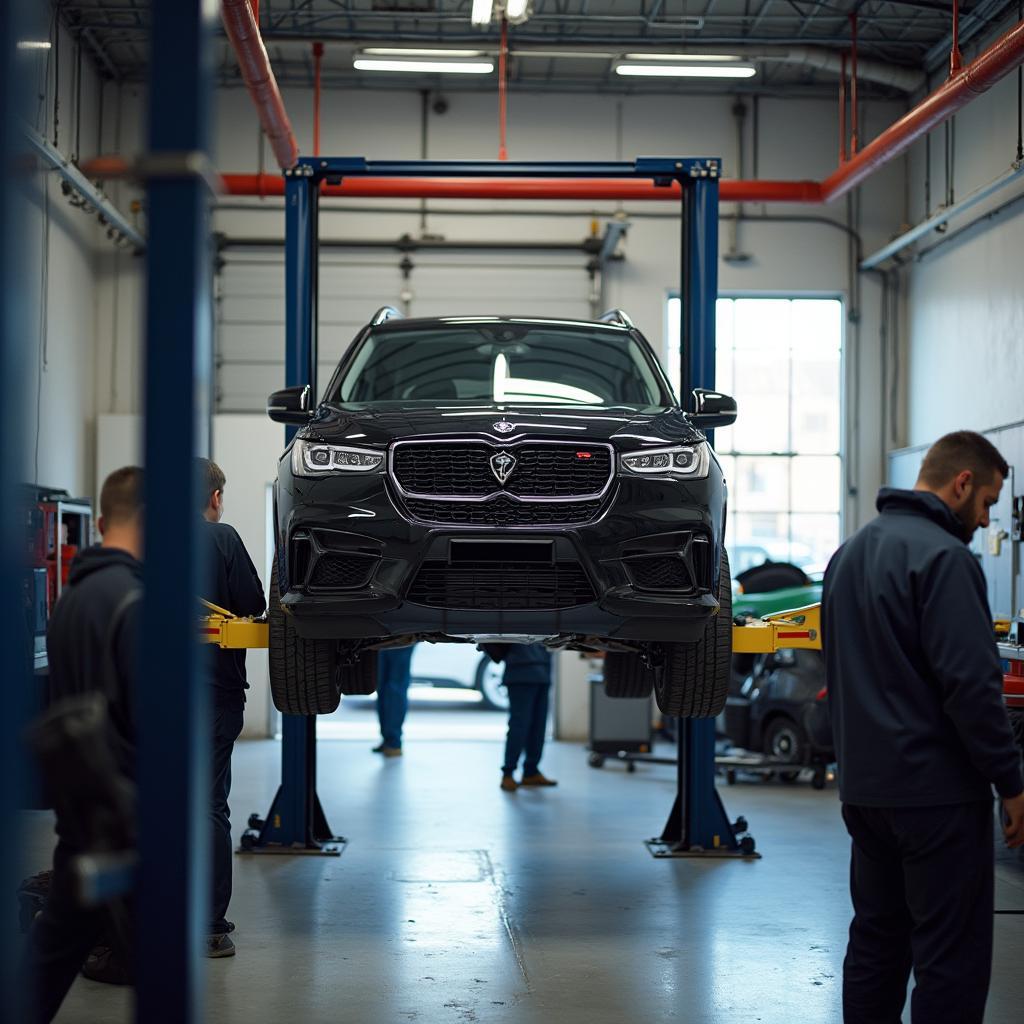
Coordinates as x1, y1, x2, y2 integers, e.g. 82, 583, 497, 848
0, 1, 32, 1012
136, 1, 216, 1019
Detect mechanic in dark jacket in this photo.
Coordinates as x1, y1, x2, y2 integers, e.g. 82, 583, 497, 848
822, 430, 1024, 1024
26, 466, 144, 1023
483, 643, 558, 792
197, 458, 266, 958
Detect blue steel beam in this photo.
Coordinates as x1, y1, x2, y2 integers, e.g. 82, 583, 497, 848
136, 1, 216, 1020
0, 1, 33, 1015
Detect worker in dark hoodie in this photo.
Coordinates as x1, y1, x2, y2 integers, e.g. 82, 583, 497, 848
196, 458, 266, 958
26, 466, 144, 1023
822, 430, 1024, 1024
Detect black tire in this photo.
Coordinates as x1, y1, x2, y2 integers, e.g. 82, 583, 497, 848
268, 560, 342, 715
763, 715, 808, 768
338, 649, 378, 696
653, 550, 733, 719
588, 752, 605, 769
602, 652, 655, 699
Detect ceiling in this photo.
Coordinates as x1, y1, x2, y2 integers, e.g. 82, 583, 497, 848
59, 0, 1018, 97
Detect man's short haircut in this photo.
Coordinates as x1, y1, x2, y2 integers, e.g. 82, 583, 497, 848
99, 466, 144, 525
917, 430, 1009, 488
196, 457, 226, 513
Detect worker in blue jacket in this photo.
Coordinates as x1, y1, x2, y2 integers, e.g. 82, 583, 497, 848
483, 643, 557, 792
822, 430, 1024, 1024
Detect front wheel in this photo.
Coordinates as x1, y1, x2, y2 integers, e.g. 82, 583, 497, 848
653, 550, 732, 719
602, 652, 655, 699
268, 561, 342, 715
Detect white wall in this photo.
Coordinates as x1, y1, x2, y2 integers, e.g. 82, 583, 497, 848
901, 15, 1024, 447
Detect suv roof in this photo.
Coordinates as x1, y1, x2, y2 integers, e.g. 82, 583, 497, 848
366, 312, 635, 333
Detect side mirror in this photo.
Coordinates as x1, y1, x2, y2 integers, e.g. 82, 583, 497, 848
267, 385, 313, 424
690, 388, 737, 428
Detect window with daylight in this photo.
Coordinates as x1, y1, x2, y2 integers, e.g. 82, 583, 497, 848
668, 296, 843, 575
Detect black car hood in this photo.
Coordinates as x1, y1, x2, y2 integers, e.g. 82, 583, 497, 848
301, 402, 705, 452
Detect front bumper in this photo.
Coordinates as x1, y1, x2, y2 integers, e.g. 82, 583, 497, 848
275, 468, 726, 644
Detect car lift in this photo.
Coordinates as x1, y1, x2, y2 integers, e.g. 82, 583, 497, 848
205, 154, 779, 861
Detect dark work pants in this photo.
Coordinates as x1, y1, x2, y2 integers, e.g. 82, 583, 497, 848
841, 801, 994, 1024
376, 646, 414, 749
211, 704, 244, 935
26, 842, 112, 1023
502, 684, 549, 777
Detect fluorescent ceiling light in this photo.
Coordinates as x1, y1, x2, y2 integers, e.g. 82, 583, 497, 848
362, 48, 484, 58
354, 58, 494, 74
616, 63, 757, 79
623, 52, 742, 62
505, 0, 532, 22
471, 0, 494, 27
17, 40, 52, 50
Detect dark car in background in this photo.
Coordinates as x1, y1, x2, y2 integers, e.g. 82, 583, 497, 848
266, 309, 737, 719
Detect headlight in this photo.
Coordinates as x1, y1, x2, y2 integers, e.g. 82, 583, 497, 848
620, 443, 710, 479
291, 438, 384, 477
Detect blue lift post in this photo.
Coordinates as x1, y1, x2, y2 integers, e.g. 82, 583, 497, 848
0, 1, 32, 1012
136, 1, 217, 1019
242, 157, 752, 859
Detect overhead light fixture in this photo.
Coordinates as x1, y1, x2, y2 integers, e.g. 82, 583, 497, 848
471, 0, 494, 27
354, 57, 495, 75
623, 53, 743, 62
615, 62, 757, 79
504, 0, 533, 24
363, 48, 485, 58
17, 40, 52, 50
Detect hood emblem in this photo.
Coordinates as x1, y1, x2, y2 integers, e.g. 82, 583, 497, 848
493, 420, 515, 434
490, 450, 517, 485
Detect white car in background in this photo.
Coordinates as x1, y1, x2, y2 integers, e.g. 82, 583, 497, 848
410, 642, 509, 711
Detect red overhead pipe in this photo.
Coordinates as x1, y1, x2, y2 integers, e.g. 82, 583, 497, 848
221, 0, 299, 170
951, 0, 964, 75
219, 174, 823, 203
823, 17, 1024, 202
312, 42, 324, 156
498, 17, 509, 160
849, 14, 859, 156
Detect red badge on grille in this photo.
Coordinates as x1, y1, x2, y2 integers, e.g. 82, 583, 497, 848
576, 451, 592, 459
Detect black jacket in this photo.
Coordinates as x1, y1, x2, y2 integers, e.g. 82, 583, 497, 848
199, 519, 266, 708
482, 643, 551, 685
822, 487, 1023, 806
47, 545, 142, 778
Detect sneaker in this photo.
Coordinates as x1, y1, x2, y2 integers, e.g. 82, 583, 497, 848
206, 934, 236, 958
520, 773, 558, 787
500, 775, 518, 792
372, 744, 403, 757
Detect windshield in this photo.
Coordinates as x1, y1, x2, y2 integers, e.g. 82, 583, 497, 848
331, 322, 671, 407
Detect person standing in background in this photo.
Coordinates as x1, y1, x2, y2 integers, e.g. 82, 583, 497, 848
197, 458, 266, 958
484, 643, 558, 792
374, 645, 416, 757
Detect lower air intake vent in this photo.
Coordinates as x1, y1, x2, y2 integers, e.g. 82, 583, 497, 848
625, 556, 694, 591
308, 553, 377, 590
408, 560, 595, 610
403, 496, 603, 528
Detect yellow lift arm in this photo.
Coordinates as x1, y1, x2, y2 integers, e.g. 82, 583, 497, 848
200, 599, 269, 650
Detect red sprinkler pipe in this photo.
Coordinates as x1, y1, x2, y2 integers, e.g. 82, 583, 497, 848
498, 17, 509, 160
951, 0, 964, 75
220, 174, 823, 203
823, 17, 1024, 202
849, 14, 859, 156
313, 42, 324, 156
839, 52, 848, 163
221, 0, 299, 170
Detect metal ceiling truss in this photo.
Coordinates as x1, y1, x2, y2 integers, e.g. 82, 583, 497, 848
55, 0, 1022, 91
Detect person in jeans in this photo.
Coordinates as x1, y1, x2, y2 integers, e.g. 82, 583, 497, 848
822, 430, 1024, 1023
484, 643, 557, 792
373, 645, 415, 757
197, 459, 266, 958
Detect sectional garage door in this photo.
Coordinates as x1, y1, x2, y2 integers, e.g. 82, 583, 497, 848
215, 248, 595, 413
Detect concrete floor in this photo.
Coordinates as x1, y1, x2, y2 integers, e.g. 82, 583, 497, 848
23, 705, 1024, 1023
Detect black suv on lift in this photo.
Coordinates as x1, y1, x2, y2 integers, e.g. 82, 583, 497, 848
267, 309, 737, 718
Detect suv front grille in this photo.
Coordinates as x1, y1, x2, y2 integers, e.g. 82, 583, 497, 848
403, 496, 604, 528
392, 442, 612, 499
408, 560, 595, 610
